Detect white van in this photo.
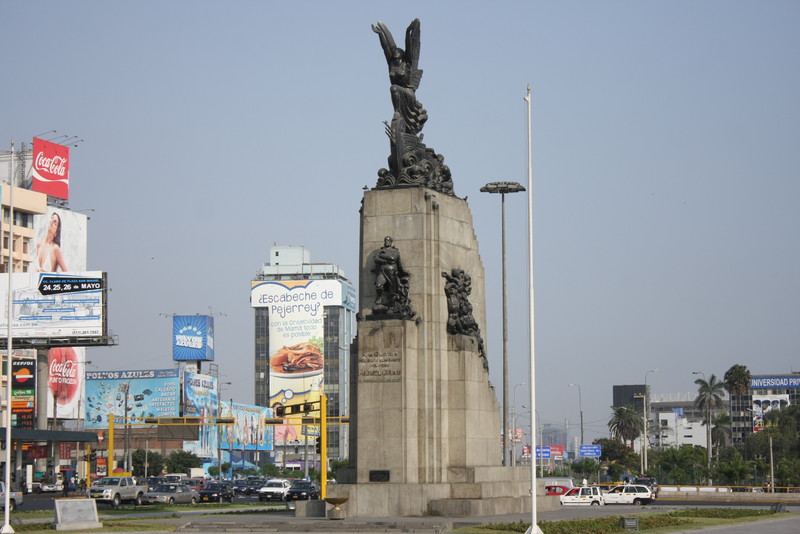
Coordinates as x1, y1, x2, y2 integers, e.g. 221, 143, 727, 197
164, 473, 188, 483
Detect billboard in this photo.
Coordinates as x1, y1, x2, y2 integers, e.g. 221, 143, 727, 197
752, 394, 790, 432
85, 369, 180, 428
750, 376, 800, 389
33, 207, 88, 273
251, 280, 335, 438
182, 372, 218, 458
11, 356, 36, 429
31, 137, 70, 199
46, 347, 87, 419
0, 271, 105, 347
217, 401, 273, 452
173, 315, 214, 361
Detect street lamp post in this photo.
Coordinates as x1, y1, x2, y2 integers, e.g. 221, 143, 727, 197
642, 369, 659, 474
568, 383, 583, 448
480, 180, 525, 467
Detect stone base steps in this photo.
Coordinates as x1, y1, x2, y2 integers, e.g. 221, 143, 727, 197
176, 519, 456, 533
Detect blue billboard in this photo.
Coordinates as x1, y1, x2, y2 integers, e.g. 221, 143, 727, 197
85, 369, 180, 428
172, 315, 215, 361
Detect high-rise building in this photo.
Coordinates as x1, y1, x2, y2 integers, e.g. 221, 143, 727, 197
251, 246, 356, 462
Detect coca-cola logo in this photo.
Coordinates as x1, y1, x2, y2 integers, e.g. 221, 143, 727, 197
48, 347, 80, 405
34, 151, 68, 177
31, 137, 70, 200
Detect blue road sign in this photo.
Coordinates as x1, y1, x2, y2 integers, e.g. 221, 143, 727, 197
579, 444, 602, 457
535, 446, 551, 459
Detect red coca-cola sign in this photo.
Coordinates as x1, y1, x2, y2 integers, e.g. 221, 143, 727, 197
48, 347, 80, 406
32, 137, 70, 199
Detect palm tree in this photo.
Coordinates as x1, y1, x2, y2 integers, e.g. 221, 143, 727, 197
608, 405, 643, 449
694, 374, 726, 482
723, 364, 751, 440
711, 412, 732, 450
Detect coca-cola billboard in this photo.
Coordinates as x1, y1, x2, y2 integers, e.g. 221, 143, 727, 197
47, 347, 86, 420
31, 137, 70, 199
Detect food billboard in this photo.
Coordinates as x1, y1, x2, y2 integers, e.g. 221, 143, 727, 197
250, 279, 346, 439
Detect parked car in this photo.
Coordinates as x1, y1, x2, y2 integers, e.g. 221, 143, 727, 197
0, 482, 23, 512
545, 485, 570, 496
286, 480, 320, 501
141, 484, 199, 505
198, 482, 233, 503
39, 482, 61, 493
233, 479, 263, 495
560, 486, 604, 506
146, 477, 167, 492
603, 484, 656, 505
258, 479, 292, 502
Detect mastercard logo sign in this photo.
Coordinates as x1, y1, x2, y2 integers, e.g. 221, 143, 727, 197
13, 367, 34, 384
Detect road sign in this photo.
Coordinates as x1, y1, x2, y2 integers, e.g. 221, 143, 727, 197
535, 446, 551, 459
579, 444, 602, 457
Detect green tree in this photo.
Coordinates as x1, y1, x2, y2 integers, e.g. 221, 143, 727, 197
608, 405, 643, 448
570, 458, 600, 482
164, 450, 201, 474
711, 412, 732, 450
651, 444, 707, 484
694, 373, 726, 474
714, 447, 750, 485
595, 437, 639, 475
723, 364, 751, 403
131, 449, 165, 478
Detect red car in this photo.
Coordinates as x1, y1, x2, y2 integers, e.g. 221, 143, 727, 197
545, 485, 570, 496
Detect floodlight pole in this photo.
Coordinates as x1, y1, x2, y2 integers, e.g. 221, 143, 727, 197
480, 180, 525, 467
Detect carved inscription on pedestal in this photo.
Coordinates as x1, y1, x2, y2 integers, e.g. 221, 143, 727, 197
359, 350, 401, 383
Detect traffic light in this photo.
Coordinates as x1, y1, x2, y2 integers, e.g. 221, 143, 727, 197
302, 403, 314, 413
275, 405, 286, 417
89, 451, 97, 462
315, 436, 322, 454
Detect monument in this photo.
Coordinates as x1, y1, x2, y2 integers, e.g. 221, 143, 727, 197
327, 19, 531, 517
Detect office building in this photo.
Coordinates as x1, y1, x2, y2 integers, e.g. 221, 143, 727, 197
251, 246, 356, 464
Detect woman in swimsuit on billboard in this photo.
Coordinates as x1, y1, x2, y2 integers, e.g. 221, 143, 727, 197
37, 212, 68, 272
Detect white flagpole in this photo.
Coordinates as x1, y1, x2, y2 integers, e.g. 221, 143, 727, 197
3, 139, 16, 533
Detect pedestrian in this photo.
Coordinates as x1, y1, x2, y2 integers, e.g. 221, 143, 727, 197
61, 478, 69, 497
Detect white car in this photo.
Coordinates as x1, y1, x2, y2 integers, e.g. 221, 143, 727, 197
560, 486, 605, 506
257, 479, 291, 501
603, 484, 656, 505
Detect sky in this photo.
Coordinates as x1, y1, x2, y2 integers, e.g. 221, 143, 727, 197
2, 1, 799, 446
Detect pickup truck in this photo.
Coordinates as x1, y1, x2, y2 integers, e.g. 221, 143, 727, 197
0, 482, 23, 511
86, 476, 147, 506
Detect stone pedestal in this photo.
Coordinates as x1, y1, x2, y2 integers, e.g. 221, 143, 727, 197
328, 188, 529, 516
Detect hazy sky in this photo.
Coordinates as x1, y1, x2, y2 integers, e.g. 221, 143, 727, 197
3, 1, 798, 445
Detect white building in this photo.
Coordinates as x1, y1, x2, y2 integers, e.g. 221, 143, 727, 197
653, 411, 706, 449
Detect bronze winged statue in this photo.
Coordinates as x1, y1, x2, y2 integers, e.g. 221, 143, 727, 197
371, 19, 455, 196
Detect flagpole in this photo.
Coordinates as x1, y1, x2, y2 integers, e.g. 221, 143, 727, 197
524, 86, 542, 534
3, 139, 17, 533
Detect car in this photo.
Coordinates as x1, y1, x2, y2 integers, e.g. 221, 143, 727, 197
141, 484, 199, 505
145, 477, 167, 492
39, 482, 61, 493
633, 476, 659, 495
258, 479, 292, 501
198, 482, 233, 503
545, 485, 570, 496
286, 480, 320, 501
603, 484, 656, 505
560, 486, 604, 506
233, 479, 263, 495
